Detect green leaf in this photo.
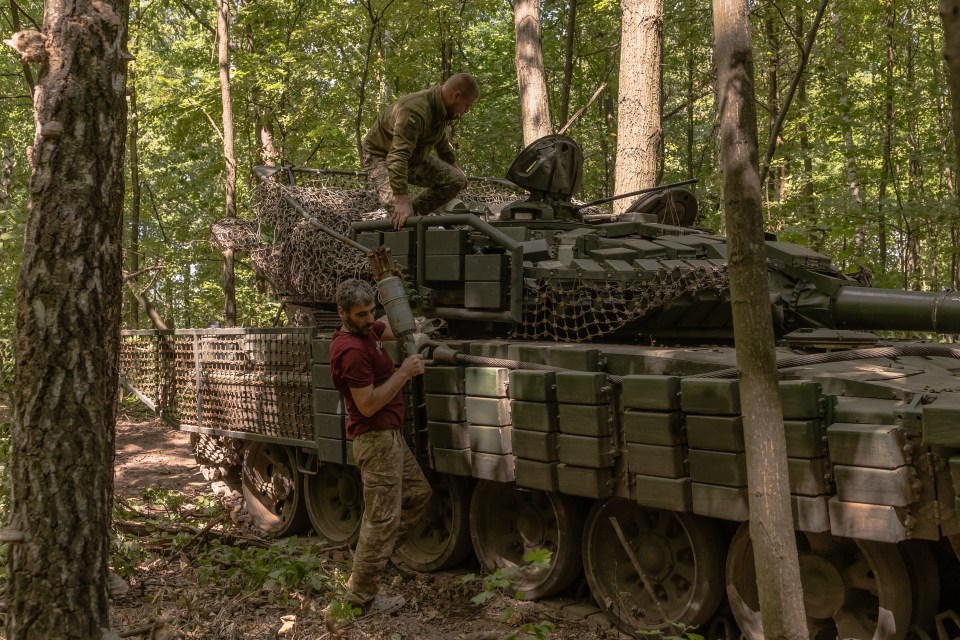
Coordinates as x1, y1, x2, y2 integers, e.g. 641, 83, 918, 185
470, 590, 496, 605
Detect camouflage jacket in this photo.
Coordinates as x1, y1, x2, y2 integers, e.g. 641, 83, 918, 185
361, 85, 456, 196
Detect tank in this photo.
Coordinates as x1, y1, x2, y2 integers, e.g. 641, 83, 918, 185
121, 135, 960, 638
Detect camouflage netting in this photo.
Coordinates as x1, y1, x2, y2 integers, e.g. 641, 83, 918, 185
515, 264, 731, 342
211, 168, 728, 340
209, 170, 526, 315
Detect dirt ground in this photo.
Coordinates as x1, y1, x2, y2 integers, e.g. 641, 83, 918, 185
110, 416, 625, 640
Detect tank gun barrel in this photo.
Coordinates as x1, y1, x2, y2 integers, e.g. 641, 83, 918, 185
834, 286, 960, 333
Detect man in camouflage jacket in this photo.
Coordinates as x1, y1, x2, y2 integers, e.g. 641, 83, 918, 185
361, 73, 479, 230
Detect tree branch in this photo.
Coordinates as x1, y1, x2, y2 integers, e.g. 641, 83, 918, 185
759, 0, 830, 186
175, 0, 216, 37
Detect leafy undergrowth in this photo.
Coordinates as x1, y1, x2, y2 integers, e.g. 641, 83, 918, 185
108, 485, 609, 640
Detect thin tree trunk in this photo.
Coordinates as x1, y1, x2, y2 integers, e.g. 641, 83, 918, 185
614, 0, 662, 214
758, 0, 828, 187
711, 1, 808, 638
128, 69, 141, 329
905, 7, 923, 290
795, 5, 817, 250
244, 15, 279, 167
513, 0, 552, 145
764, 13, 781, 203
438, 8, 453, 81
355, 0, 393, 163
877, 0, 895, 273
830, 6, 865, 258
0, 139, 13, 214
602, 91, 615, 197
7, 0, 129, 635
217, 0, 236, 326
935, 5, 960, 287
685, 53, 695, 180
560, 0, 578, 125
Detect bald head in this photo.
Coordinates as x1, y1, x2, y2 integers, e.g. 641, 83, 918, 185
441, 73, 479, 119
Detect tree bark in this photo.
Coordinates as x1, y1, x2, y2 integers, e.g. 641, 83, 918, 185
7, 0, 129, 635
513, 0, 552, 146
559, 0, 578, 125
711, 1, 808, 638
614, 0, 662, 215
217, 0, 236, 326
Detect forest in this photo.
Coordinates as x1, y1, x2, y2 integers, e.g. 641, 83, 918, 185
1, 0, 956, 337
2, 0, 960, 638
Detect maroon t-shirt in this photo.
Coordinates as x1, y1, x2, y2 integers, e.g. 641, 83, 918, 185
330, 321, 403, 439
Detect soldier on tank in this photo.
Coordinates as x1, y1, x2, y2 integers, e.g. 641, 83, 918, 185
361, 73, 480, 230
326, 278, 432, 619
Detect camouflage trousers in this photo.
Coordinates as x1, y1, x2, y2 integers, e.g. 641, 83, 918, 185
345, 429, 432, 606
362, 152, 467, 215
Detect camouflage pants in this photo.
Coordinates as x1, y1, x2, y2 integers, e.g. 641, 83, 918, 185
362, 152, 467, 215
345, 429, 432, 606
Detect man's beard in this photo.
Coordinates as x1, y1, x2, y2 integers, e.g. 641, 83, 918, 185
344, 317, 373, 336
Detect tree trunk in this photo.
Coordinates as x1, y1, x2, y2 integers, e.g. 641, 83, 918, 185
758, 0, 827, 189
244, 15, 279, 167
128, 60, 141, 329
763, 13, 782, 203
601, 91, 615, 197
0, 139, 13, 213
936, 4, 960, 288
7, 0, 129, 635
513, 0, 552, 146
217, 0, 237, 326
906, 7, 922, 290
356, 2, 376, 162
877, 0, 895, 272
829, 6, 865, 258
685, 53, 695, 180
795, 5, 817, 250
614, 0, 662, 215
559, 0, 578, 125
711, 1, 808, 638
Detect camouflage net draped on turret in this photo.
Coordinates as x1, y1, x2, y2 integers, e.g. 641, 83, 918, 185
515, 264, 730, 342
211, 169, 731, 340
209, 171, 526, 306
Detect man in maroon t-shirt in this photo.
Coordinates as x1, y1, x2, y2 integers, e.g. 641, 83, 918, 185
328, 278, 431, 616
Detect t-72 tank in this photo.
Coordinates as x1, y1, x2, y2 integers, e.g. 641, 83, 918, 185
121, 135, 960, 638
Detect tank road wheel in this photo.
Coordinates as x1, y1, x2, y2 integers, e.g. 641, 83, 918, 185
304, 463, 364, 545
395, 475, 474, 572
469, 481, 586, 600
726, 524, 913, 640
191, 433, 243, 481
241, 441, 309, 536
582, 498, 724, 633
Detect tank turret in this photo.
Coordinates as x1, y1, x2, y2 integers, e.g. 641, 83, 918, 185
341, 135, 960, 343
